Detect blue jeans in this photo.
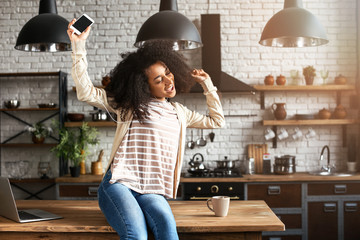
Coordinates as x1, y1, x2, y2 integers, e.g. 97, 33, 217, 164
98, 170, 179, 240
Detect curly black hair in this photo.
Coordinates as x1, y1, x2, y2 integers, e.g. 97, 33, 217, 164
105, 40, 194, 123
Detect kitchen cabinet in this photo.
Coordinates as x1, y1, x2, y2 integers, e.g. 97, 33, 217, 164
0, 72, 68, 176
246, 183, 303, 239
55, 174, 101, 200
344, 201, 360, 240
307, 182, 360, 240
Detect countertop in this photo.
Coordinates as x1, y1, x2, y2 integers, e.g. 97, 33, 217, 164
55, 172, 360, 183
0, 200, 284, 239
181, 172, 360, 182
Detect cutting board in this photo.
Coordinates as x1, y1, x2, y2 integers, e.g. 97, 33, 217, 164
247, 144, 268, 174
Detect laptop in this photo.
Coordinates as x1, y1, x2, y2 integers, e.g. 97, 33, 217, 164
0, 177, 62, 223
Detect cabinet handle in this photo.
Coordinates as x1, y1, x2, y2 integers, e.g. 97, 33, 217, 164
210, 185, 219, 193
268, 186, 281, 195
323, 203, 337, 213
344, 203, 358, 212
88, 187, 98, 196
334, 184, 347, 194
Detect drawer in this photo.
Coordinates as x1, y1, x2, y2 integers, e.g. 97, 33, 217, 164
58, 184, 99, 198
308, 183, 360, 196
276, 214, 302, 229
247, 183, 302, 208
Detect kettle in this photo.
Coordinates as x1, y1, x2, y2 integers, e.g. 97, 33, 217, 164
188, 153, 205, 170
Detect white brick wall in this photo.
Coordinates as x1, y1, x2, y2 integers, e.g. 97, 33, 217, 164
0, 0, 358, 178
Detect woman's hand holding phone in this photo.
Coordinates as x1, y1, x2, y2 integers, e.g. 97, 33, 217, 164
67, 18, 91, 42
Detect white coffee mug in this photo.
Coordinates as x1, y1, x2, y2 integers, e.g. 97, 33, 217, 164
207, 196, 230, 217
305, 128, 316, 139
292, 127, 303, 140
265, 128, 275, 140
278, 128, 289, 140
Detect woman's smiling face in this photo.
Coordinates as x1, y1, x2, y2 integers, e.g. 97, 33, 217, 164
146, 61, 176, 101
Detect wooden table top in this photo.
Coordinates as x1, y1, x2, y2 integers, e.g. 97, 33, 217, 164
0, 200, 284, 233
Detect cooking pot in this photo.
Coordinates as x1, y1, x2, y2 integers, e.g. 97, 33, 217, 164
91, 109, 108, 121
188, 153, 205, 170
274, 155, 296, 175
215, 156, 238, 169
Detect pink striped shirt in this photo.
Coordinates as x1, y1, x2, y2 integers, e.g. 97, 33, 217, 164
110, 99, 180, 198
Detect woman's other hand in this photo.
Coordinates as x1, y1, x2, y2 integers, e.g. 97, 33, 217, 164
67, 18, 91, 42
191, 69, 209, 83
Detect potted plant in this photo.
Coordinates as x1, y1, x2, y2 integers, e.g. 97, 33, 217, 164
25, 122, 53, 144
51, 122, 99, 177
302, 65, 316, 85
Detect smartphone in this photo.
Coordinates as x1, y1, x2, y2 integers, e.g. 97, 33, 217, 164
70, 14, 94, 35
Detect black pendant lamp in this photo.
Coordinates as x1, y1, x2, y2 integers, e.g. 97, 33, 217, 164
15, 0, 71, 52
135, 0, 202, 50
259, 0, 328, 47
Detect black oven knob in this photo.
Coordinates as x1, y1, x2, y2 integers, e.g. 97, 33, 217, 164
228, 187, 233, 191
211, 185, 219, 193
196, 186, 202, 191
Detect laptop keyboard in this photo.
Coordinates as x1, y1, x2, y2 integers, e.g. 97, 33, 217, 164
18, 211, 40, 220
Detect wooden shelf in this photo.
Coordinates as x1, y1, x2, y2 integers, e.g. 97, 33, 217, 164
0, 108, 59, 111
253, 84, 356, 109
263, 119, 359, 126
0, 143, 57, 147
253, 84, 356, 91
64, 121, 116, 127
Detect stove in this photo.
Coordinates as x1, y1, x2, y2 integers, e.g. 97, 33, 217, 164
184, 167, 243, 178
182, 167, 244, 200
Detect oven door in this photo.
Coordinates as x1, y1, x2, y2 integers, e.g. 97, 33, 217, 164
181, 182, 244, 200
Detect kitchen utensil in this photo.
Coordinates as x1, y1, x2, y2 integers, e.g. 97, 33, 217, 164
188, 153, 205, 170
264, 74, 274, 85
333, 104, 347, 119
209, 131, 215, 142
91, 109, 108, 121
215, 156, 238, 169
4, 99, 20, 109
318, 108, 331, 119
274, 155, 296, 175
276, 74, 286, 85
196, 129, 207, 146
38, 103, 56, 108
292, 127, 303, 140
295, 114, 314, 120
91, 149, 104, 175
67, 113, 85, 122
187, 130, 195, 149
264, 128, 275, 140
272, 103, 287, 120
277, 128, 288, 140
247, 144, 268, 174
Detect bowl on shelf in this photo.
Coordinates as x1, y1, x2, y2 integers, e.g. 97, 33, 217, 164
4, 99, 20, 109
38, 103, 57, 108
67, 113, 85, 122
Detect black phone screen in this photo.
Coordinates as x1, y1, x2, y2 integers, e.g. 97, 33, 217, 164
72, 15, 93, 33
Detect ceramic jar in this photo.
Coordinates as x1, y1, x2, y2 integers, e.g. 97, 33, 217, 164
318, 108, 331, 119
264, 75, 274, 85
335, 74, 347, 85
276, 75, 286, 85
272, 103, 287, 120
333, 104, 347, 119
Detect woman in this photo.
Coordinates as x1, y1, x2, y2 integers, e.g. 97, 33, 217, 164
67, 19, 225, 240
